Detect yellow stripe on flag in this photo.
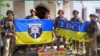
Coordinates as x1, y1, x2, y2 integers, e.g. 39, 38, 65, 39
56, 28, 89, 42
56, 28, 66, 37
65, 30, 89, 42
15, 31, 53, 44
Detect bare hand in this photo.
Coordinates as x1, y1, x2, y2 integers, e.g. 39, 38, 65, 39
7, 33, 13, 36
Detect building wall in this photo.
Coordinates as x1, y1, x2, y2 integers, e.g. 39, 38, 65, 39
2, 1, 100, 21
55, 1, 63, 17
13, 1, 25, 18
0, 1, 64, 19
63, 1, 73, 20
13, 1, 57, 19
25, 1, 34, 16
13, 1, 63, 19
73, 1, 100, 21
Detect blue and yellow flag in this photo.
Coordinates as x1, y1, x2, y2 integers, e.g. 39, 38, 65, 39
65, 21, 89, 42
57, 20, 89, 42
56, 18, 66, 37
14, 19, 53, 44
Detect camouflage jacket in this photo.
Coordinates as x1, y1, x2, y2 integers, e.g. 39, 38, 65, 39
86, 21, 98, 38
0, 18, 15, 37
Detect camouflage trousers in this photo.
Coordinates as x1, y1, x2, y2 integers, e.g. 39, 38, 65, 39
3, 37, 14, 56
85, 38, 96, 56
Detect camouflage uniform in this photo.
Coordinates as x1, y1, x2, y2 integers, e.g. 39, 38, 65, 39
86, 21, 98, 56
1, 18, 15, 56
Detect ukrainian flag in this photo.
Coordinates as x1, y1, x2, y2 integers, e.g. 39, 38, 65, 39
64, 21, 89, 42
56, 18, 66, 37
57, 20, 89, 42
14, 19, 53, 44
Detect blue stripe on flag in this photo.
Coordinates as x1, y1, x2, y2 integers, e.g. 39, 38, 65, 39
14, 19, 53, 32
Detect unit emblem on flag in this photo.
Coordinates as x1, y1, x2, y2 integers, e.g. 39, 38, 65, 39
28, 23, 42, 39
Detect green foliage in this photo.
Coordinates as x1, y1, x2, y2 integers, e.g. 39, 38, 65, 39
0, 0, 10, 18
0, 0, 10, 7
5, 3, 10, 7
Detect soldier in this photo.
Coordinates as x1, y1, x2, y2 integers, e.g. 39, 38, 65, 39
70, 10, 83, 54
25, 8, 38, 50
86, 14, 98, 56
25, 9, 38, 19
54, 9, 67, 50
1, 10, 15, 56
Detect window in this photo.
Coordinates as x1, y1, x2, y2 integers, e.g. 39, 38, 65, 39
96, 8, 100, 22
96, 9, 100, 14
